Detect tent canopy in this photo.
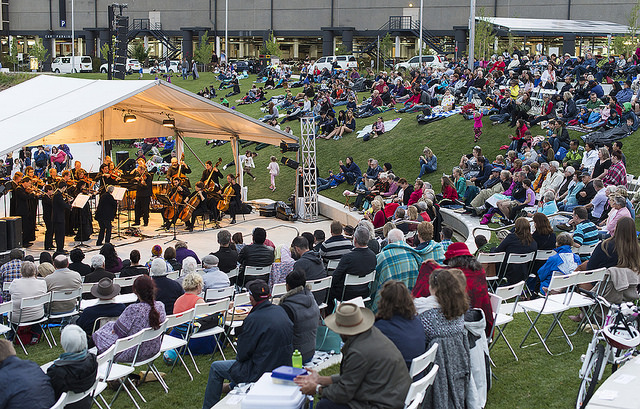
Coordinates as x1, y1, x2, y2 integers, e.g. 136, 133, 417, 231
477, 17, 630, 36
0, 75, 297, 156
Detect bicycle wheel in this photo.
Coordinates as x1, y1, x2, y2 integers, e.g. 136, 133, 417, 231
576, 343, 606, 409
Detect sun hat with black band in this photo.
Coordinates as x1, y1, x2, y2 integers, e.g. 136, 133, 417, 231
324, 303, 375, 336
90, 277, 121, 300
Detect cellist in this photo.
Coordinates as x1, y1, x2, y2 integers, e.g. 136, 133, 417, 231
162, 177, 190, 229
184, 182, 213, 231
223, 174, 242, 225
200, 160, 223, 189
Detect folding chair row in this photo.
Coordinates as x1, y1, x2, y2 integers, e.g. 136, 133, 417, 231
488, 281, 525, 361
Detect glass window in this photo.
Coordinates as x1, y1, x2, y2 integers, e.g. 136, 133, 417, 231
81, 57, 91, 63
348, 56, 356, 61
409, 57, 418, 63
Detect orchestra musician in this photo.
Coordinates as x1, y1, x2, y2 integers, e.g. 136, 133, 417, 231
41, 184, 55, 250
60, 170, 77, 236
23, 167, 41, 242
72, 161, 85, 181
46, 168, 60, 187
95, 185, 117, 246
13, 176, 38, 247
72, 169, 94, 242
95, 163, 118, 192
201, 160, 223, 188
166, 156, 191, 180
224, 174, 242, 224
52, 182, 72, 253
162, 177, 190, 229
133, 158, 154, 227
9, 171, 23, 218
184, 182, 214, 231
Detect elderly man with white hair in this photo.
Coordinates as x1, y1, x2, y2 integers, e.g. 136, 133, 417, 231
201, 255, 230, 291
539, 161, 565, 197
150, 257, 184, 315
45, 255, 82, 316
46, 325, 97, 407
371, 228, 435, 312
84, 254, 115, 284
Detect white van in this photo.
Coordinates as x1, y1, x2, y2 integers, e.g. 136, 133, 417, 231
310, 55, 358, 72
51, 56, 93, 73
394, 55, 445, 71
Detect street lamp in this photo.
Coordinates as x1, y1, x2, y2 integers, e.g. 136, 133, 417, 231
71, 0, 74, 73
419, 0, 423, 72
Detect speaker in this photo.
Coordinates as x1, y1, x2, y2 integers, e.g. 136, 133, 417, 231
116, 151, 130, 166
2, 216, 22, 249
0, 219, 7, 252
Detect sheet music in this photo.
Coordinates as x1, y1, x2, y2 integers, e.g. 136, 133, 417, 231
72, 194, 90, 209
112, 187, 127, 201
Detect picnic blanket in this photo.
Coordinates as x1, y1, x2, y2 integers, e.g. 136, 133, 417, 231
417, 107, 462, 125
356, 118, 402, 138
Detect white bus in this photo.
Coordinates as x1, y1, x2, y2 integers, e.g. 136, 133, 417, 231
51, 56, 93, 73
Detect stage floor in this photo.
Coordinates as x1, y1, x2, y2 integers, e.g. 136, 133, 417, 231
25, 206, 333, 261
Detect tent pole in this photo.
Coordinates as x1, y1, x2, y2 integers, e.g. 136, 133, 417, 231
234, 136, 243, 189
100, 110, 105, 162
175, 130, 183, 159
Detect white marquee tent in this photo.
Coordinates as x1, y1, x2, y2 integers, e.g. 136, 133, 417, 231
0, 75, 298, 179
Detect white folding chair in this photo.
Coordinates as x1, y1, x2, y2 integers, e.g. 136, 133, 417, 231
271, 283, 287, 299
2, 281, 11, 293
204, 286, 234, 302
499, 252, 535, 285
409, 343, 438, 379
340, 271, 376, 303
326, 259, 340, 273
91, 316, 118, 335
225, 292, 251, 347
81, 282, 95, 295
227, 267, 239, 281
100, 331, 146, 409
241, 265, 271, 288
403, 364, 439, 409
406, 393, 424, 409
63, 377, 103, 409
160, 308, 197, 379
166, 271, 180, 280
113, 276, 136, 290
133, 322, 169, 393
0, 300, 11, 338
309, 276, 333, 311
489, 280, 525, 361
50, 392, 68, 409
477, 252, 505, 291
519, 273, 577, 355
10, 292, 53, 354
47, 288, 82, 345
93, 346, 113, 409
572, 243, 598, 258
189, 299, 232, 371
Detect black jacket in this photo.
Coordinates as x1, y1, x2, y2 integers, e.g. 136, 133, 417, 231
153, 275, 185, 315
95, 192, 117, 222
0, 355, 56, 409
238, 243, 274, 281
213, 246, 239, 274
76, 303, 127, 335
69, 261, 92, 277
135, 172, 154, 198
292, 251, 327, 305
493, 234, 538, 284
279, 286, 320, 363
84, 268, 115, 284
330, 247, 377, 301
47, 353, 98, 409
402, 185, 414, 206
52, 191, 71, 223
229, 300, 293, 384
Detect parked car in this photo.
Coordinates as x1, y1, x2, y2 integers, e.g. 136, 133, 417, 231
394, 55, 445, 71
51, 56, 93, 73
310, 55, 358, 72
157, 60, 180, 73
99, 58, 142, 74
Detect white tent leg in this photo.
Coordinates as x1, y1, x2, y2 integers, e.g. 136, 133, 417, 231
100, 110, 105, 162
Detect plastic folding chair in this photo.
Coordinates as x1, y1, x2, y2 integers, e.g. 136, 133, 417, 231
403, 364, 439, 409
91, 316, 118, 335
63, 377, 104, 409
10, 292, 53, 354
204, 286, 234, 302
100, 331, 146, 409
326, 259, 340, 273
47, 288, 82, 345
224, 292, 251, 350
309, 276, 333, 311
572, 243, 598, 258
340, 271, 376, 303
0, 300, 11, 338
113, 276, 136, 290
50, 392, 68, 409
2, 281, 11, 293
271, 283, 287, 299
477, 252, 505, 291
160, 308, 196, 379
489, 280, 525, 361
409, 343, 438, 379
498, 252, 535, 286
189, 299, 232, 369
518, 273, 577, 355
134, 322, 170, 393
406, 393, 424, 409
166, 271, 180, 280
81, 282, 95, 295
241, 265, 271, 288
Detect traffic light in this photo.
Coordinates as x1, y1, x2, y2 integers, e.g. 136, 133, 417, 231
114, 16, 129, 79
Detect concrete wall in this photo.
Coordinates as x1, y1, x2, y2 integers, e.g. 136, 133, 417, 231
8, 0, 637, 34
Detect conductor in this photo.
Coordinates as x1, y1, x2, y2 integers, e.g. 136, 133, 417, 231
95, 185, 118, 246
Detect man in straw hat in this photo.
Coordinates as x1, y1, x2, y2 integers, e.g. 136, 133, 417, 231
202, 279, 293, 408
75, 278, 126, 336
294, 302, 411, 409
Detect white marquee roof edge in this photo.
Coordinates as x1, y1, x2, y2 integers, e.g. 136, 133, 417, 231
477, 17, 630, 35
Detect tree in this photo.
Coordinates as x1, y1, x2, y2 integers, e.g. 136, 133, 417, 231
613, 0, 640, 56
335, 43, 348, 55
29, 38, 49, 71
131, 42, 149, 65
7, 38, 18, 70
379, 33, 393, 60
193, 31, 214, 65
474, 9, 496, 62
100, 36, 116, 63
264, 32, 281, 58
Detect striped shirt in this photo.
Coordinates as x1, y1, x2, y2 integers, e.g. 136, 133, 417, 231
319, 235, 353, 261
573, 220, 600, 247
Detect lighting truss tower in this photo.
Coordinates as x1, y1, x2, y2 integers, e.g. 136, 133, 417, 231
299, 116, 318, 221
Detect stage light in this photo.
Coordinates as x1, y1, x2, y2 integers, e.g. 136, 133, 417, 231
279, 140, 299, 153
123, 113, 137, 123
281, 157, 299, 170
162, 118, 175, 128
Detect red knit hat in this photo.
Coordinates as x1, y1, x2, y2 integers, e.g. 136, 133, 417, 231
444, 242, 472, 262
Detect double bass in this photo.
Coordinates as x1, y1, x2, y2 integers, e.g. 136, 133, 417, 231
204, 157, 223, 191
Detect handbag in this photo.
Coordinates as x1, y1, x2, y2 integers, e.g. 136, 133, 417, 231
316, 325, 342, 353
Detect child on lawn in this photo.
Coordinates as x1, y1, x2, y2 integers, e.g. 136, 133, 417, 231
473, 109, 483, 142
267, 156, 280, 192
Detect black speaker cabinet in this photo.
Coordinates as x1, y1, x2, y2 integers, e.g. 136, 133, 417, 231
116, 151, 130, 166
2, 216, 22, 249
0, 219, 7, 252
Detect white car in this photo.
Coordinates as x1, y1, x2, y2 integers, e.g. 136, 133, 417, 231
310, 55, 358, 72
51, 56, 93, 73
395, 55, 445, 71
157, 60, 180, 73
100, 58, 142, 74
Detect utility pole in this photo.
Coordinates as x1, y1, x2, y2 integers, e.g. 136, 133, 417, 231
468, 0, 476, 70
419, 0, 423, 71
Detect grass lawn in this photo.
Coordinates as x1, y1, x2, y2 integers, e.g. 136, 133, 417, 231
2, 70, 625, 408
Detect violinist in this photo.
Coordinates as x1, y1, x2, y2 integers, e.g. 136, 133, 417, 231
14, 176, 38, 247
184, 182, 212, 231
223, 174, 242, 224
72, 169, 94, 242
166, 156, 191, 180
24, 166, 44, 189
162, 177, 190, 229
133, 158, 154, 227
41, 184, 55, 250
107, 162, 123, 182
52, 182, 72, 253
9, 171, 23, 216
95, 163, 118, 192
201, 160, 223, 189
72, 161, 85, 181
23, 167, 41, 242
47, 168, 60, 187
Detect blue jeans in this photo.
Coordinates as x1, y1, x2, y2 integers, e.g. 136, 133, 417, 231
317, 399, 350, 409
317, 177, 332, 191
489, 113, 510, 123
418, 163, 436, 179
203, 360, 236, 408
466, 87, 485, 103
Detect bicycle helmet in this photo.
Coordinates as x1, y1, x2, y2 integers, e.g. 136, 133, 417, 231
603, 322, 640, 350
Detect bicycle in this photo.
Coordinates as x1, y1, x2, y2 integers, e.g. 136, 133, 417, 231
575, 290, 640, 409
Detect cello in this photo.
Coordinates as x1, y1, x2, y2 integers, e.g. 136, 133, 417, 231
217, 183, 234, 212
163, 165, 186, 221
178, 186, 205, 222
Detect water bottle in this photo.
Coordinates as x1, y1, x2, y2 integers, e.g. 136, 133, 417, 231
292, 349, 302, 368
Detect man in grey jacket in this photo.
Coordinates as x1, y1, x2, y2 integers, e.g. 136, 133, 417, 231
295, 303, 411, 409
291, 236, 327, 305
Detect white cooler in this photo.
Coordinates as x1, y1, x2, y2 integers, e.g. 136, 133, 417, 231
241, 372, 307, 409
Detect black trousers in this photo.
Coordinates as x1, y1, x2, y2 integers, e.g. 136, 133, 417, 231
97, 219, 112, 244
54, 221, 65, 252
43, 218, 54, 249
135, 196, 151, 224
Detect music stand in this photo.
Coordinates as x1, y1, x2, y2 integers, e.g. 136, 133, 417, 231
72, 194, 91, 249
111, 187, 127, 240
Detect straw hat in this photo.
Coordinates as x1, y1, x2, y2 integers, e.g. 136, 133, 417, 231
325, 303, 375, 336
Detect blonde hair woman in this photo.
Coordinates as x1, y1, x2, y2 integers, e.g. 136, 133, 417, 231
365, 199, 386, 229
173, 273, 205, 314
418, 147, 438, 179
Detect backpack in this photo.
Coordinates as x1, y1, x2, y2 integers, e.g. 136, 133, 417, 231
554, 146, 568, 161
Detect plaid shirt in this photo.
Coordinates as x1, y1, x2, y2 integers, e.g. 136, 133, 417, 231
440, 239, 453, 253
602, 161, 627, 187
372, 241, 441, 311
0, 259, 23, 301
